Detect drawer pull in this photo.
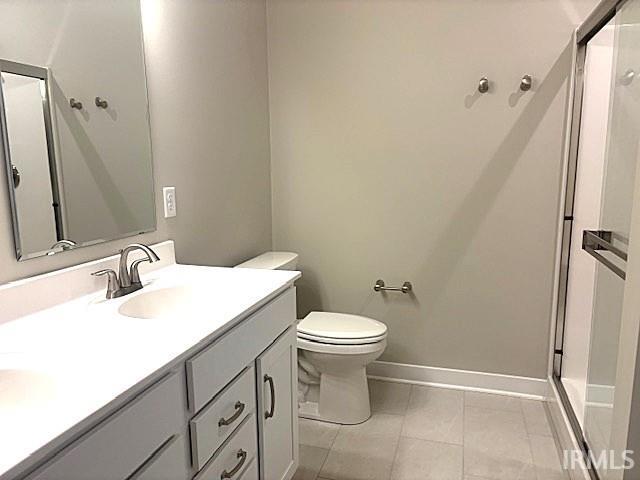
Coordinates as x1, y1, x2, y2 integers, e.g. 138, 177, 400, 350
221, 449, 247, 479
218, 401, 246, 427
264, 374, 275, 419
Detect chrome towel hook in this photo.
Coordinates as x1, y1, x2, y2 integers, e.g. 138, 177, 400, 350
69, 98, 83, 110
478, 77, 489, 93
621, 69, 635, 86
374, 279, 413, 294
520, 74, 532, 91
95, 97, 108, 108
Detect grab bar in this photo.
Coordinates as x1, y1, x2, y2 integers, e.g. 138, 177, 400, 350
374, 279, 413, 294
582, 230, 627, 280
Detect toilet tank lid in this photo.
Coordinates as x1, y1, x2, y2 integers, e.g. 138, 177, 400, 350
235, 251, 298, 270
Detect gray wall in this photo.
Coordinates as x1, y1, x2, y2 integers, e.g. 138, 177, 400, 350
267, 0, 598, 378
141, 0, 273, 268
0, 0, 272, 284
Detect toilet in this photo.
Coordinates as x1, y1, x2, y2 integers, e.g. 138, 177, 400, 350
235, 252, 387, 424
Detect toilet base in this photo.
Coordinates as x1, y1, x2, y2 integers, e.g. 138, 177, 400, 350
298, 366, 372, 425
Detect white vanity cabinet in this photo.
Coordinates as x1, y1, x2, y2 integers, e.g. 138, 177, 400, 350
186, 290, 299, 480
13, 287, 298, 480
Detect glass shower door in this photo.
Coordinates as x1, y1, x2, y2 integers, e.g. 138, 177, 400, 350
583, 0, 640, 476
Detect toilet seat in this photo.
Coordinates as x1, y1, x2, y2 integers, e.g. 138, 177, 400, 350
297, 312, 388, 345
297, 331, 387, 345
298, 336, 387, 355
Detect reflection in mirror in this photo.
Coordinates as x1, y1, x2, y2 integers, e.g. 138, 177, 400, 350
0, 1, 156, 261
0, 62, 64, 258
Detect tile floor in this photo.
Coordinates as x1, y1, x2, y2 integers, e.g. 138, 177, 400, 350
293, 380, 568, 480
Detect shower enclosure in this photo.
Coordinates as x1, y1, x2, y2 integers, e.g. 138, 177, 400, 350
553, 0, 640, 478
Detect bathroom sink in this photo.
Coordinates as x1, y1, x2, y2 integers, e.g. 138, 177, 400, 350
0, 369, 57, 408
0, 353, 59, 408
118, 286, 203, 319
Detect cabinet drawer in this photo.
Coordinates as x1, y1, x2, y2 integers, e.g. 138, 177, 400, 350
186, 288, 295, 412
238, 458, 258, 480
28, 373, 186, 480
194, 414, 258, 480
190, 366, 256, 471
128, 434, 188, 480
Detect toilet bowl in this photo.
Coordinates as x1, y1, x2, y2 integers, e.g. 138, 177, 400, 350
235, 251, 388, 425
297, 311, 387, 424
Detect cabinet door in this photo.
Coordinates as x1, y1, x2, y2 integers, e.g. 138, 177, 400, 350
256, 327, 298, 480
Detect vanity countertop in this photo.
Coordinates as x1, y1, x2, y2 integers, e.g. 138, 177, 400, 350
0, 250, 300, 477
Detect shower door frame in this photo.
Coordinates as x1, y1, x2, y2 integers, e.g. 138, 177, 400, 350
552, 1, 627, 478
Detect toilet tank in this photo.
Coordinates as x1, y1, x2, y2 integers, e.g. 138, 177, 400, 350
235, 252, 298, 270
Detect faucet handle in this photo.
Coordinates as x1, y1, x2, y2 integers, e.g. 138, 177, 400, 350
92, 269, 119, 299
130, 258, 150, 285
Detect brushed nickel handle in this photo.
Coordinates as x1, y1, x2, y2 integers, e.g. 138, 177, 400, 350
264, 374, 275, 419
374, 279, 412, 294
221, 449, 247, 479
218, 401, 245, 427
91, 269, 119, 299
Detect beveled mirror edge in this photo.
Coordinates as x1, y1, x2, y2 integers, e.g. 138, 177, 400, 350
0, 60, 26, 261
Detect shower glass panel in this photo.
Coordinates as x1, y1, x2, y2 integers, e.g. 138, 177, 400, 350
560, 19, 614, 428
583, 0, 640, 474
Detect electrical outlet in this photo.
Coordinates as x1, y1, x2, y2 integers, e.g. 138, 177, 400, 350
163, 187, 177, 218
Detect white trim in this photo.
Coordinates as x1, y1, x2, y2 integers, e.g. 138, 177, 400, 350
367, 360, 549, 399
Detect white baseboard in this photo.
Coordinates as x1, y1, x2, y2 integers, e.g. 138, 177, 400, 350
367, 360, 549, 399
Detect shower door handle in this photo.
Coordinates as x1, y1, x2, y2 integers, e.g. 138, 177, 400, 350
582, 230, 627, 280
11, 165, 20, 188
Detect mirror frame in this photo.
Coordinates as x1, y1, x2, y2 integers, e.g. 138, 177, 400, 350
0, 59, 65, 260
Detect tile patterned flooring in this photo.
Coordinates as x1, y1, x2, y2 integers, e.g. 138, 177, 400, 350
293, 380, 568, 480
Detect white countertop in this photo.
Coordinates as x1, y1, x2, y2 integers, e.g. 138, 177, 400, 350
0, 260, 299, 477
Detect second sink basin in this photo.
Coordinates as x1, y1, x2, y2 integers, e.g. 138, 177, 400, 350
118, 286, 202, 319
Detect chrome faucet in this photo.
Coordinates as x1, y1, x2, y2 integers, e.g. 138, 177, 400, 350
92, 243, 160, 299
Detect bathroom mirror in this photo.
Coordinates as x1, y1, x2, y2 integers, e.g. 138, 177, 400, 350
0, 0, 155, 260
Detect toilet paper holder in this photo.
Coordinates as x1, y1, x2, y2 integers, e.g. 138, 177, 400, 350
374, 279, 413, 294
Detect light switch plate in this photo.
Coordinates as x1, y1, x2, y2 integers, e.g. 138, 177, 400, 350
163, 187, 177, 218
